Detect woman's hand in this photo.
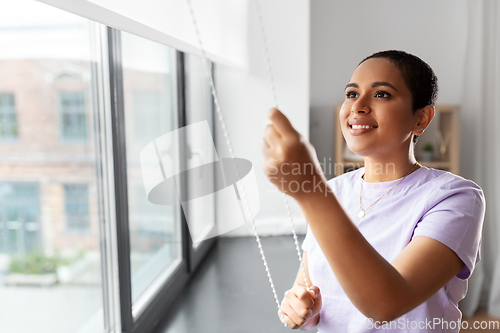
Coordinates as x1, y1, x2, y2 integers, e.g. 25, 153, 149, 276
261, 108, 328, 200
279, 284, 322, 330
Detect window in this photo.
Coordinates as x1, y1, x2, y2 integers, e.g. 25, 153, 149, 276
132, 91, 163, 142
0, 93, 18, 140
0, 2, 105, 333
60, 91, 87, 141
0, 183, 40, 254
1, 2, 217, 333
121, 31, 182, 317
64, 184, 90, 232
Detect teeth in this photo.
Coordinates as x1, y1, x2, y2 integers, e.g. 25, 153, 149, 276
352, 125, 375, 129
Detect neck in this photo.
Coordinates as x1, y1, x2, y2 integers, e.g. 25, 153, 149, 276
363, 154, 419, 183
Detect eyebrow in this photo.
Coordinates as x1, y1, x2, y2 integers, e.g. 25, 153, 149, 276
345, 81, 398, 92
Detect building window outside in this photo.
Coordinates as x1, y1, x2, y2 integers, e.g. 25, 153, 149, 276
0, 183, 40, 254
64, 184, 90, 233
60, 91, 87, 141
0, 93, 18, 140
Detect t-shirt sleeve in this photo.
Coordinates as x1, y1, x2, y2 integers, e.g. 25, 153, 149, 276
412, 178, 485, 280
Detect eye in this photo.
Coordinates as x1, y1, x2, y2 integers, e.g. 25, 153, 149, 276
346, 91, 358, 99
375, 90, 391, 98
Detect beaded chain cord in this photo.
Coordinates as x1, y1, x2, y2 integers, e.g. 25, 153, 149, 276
185, 0, 311, 326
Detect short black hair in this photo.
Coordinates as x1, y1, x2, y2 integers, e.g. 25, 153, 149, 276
358, 50, 438, 143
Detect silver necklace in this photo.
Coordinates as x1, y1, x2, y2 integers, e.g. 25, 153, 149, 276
356, 163, 419, 225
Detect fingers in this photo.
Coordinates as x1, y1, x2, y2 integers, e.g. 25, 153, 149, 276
280, 299, 311, 329
261, 138, 270, 157
264, 123, 281, 147
261, 136, 279, 176
309, 285, 320, 300
291, 284, 314, 309
279, 285, 315, 329
280, 312, 298, 329
289, 294, 313, 319
267, 108, 296, 137
309, 286, 322, 312
279, 285, 323, 330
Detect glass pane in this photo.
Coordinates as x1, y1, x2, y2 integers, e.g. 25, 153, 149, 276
121, 31, 182, 316
0, 93, 18, 140
60, 91, 87, 141
184, 54, 215, 247
0, 2, 103, 332
64, 184, 90, 232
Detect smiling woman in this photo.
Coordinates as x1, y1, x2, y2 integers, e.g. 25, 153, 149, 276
339, 53, 436, 173
262, 50, 485, 332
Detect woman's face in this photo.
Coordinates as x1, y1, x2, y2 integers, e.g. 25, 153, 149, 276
339, 57, 419, 159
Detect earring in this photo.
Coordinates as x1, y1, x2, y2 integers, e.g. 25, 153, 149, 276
418, 126, 424, 132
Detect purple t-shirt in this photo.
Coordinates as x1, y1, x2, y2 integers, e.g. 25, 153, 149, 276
302, 166, 485, 333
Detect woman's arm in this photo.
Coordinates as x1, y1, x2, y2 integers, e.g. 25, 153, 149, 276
298, 189, 463, 322
293, 251, 312, 287
296, 252, 320, 330
281, 251, 321, 330
262, 109, 464, 322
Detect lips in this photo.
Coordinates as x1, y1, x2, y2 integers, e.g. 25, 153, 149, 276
347, 118, 378, 129
347, 118, 378, 134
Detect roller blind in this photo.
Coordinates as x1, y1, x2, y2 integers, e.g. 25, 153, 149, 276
37, 0, 248, 68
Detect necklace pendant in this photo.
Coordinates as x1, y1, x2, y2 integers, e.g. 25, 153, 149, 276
357, 209, 365, 219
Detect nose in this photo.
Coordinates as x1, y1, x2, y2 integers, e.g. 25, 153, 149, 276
351, 97, 371, 114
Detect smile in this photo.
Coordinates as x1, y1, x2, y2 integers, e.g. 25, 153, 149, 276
348, 124, 378, 135
351, 125, 376, 129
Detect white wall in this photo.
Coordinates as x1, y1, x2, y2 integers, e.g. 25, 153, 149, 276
215, 0, 310, 236
38, 0, 248, 68
310, 0, 468, 178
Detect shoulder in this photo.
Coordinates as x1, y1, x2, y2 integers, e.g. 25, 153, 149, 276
412, 168, 485, 279
417, 167, 484, 201
327, 168, 363, 193
412, 168, 485, 220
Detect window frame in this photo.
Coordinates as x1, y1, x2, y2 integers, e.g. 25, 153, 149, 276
0, 8, 224, 332
108, 28, 218, 333
180, 52, 217, 273
90, 21, 122, 333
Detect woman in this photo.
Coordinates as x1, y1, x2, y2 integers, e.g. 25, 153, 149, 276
261, 50, 485, 332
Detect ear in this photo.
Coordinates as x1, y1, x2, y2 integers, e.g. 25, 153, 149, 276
412, 105, 435, 136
